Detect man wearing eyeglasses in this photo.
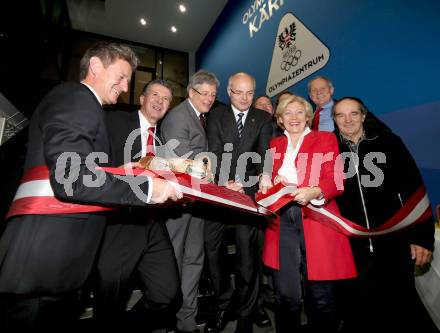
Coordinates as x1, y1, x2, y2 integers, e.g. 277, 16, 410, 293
160, 70, 219, 333
204, 72, 273, 333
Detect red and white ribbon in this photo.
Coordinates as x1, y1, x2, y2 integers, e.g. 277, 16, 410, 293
304, 186, 432, 237
103, 167, 271, 216
6, 166, 112, 219
255, 182, 297, 213
6, 165, 271, 220
256, 182, 432, 237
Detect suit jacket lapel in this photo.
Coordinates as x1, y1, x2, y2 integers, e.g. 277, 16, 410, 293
224, 106, 240, 143
129, 111, 142, 161
273, 136, 288, 176
241, 107, 258, 141
297, 131, 317, 156
185, 99, 206, 136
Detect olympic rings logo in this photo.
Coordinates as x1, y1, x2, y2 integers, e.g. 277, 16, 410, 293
280, 49, 302, 71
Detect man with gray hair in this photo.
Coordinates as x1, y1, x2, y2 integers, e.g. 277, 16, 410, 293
308, 76, 390, 135
308, 76, 335, 131
160, 70, 220, 333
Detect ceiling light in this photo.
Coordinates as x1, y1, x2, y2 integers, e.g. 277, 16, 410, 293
171, 26, 177, 33
179, 4, 186, 13
140, 18, 147, 26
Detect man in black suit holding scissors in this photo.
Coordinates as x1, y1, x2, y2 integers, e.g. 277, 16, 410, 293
94, 79, 180, 331
0, 42, 181, 328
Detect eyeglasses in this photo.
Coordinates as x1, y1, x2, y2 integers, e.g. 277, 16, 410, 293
192, 87, 216, 99
230, 88, 255, 98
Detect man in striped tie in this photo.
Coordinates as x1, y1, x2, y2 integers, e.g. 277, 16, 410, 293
205, 72, 273, 333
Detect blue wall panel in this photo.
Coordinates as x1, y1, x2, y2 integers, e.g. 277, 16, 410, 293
197, 0, 440, 208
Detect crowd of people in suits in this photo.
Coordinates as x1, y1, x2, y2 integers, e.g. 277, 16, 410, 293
0, 41, 437, 333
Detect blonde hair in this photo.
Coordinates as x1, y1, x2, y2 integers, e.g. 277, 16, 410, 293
274, 95, 314, 129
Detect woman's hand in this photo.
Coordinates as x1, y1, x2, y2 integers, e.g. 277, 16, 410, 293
273, 175, 288, 185
292, 187, 322, 206
225, 180, 245, 193
259, 174, 273, 194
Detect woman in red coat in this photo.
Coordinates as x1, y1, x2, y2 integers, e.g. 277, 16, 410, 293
260, 95, 357, 332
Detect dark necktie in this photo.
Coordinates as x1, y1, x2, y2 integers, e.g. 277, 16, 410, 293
146, 127, 155, 156
237, 113, 244, 137
311, 108, 323, 131
199, 113, 206, 130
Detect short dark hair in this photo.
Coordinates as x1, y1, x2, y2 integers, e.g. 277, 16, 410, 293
79, 42, 139, 80
275, 90, 294, 106
332, 96, 368, 118
254, 95, 272, 104
142, 79, 173, 97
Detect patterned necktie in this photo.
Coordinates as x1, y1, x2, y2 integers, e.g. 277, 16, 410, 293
237, 113, 244, 137
146, 127, 155, 156
311, 108, 323, 131
199, 113, 206, 130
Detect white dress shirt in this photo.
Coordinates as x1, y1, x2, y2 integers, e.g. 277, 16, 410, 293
231, 105, 249, 125
277, 127, 324, 206
188, 98, 202, 118
138, 111, 156, 157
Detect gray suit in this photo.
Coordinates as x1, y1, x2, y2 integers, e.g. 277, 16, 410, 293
160, 99, 207, 331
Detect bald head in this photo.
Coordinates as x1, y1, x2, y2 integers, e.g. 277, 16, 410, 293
227, 72, 256, 112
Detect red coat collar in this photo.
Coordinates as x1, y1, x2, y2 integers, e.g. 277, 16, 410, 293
271, 132, 319, 179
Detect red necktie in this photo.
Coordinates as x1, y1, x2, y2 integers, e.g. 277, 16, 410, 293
146, 127, 155, 156
311, 108, 323, 131
199, 113, 206, 130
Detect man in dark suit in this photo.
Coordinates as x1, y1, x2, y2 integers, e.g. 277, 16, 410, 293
0, 42, 181, 328
93, 79, 180, 332
160, 70, 219, 333
204, 72, 273, 333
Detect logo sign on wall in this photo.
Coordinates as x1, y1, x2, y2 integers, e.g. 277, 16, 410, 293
266, 13, 330, 97
242, 0, 285, 38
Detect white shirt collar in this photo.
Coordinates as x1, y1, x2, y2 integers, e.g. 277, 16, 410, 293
81, 82, 102, 106
231, 104, 249, 123
187, 98, 201, 117
283, 126, 311, 140
278, 127, 311, 185
138, 110, 155, 133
